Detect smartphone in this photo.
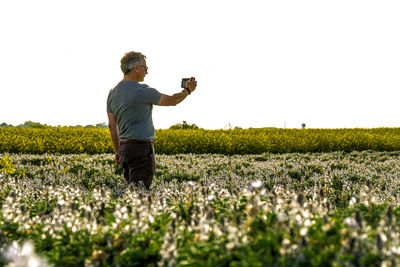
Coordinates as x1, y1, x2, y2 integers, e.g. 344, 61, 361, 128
181, 78, 190, 88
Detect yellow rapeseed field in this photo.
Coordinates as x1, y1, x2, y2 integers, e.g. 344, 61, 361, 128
0, 127, 399, 154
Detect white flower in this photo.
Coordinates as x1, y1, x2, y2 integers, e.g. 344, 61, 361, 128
251, 180, 263, 189
391, 246, 400, 254
207, 195, 215, 201
4, 240, 50, 267
187, 181, 196, 187
28, 257, 41, 267
381, 233, 387, 242
300, 227, 307, 236
344, 217, 357, 227
121, 206, 127, 213
277, 213, 287, 222
302, 210, 310, 218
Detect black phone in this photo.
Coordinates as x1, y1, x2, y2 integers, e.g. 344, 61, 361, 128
181, 78, 190, 88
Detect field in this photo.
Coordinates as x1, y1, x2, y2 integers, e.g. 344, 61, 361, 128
1, 127, 400, 154
1, 150, 400, 266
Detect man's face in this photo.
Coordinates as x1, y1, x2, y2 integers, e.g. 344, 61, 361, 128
137, 58, 148, 82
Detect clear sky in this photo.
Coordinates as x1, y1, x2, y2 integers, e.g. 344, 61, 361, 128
1, 0, 399, 129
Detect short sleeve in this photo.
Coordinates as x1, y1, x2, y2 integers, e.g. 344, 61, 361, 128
106, 90, 113, 113
141, 85, 162, 104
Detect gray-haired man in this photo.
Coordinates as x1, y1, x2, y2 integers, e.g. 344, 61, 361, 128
107, 51, 197, 189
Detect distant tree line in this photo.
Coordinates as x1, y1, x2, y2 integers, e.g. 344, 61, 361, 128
1, 121, 202, 129
168, 121, 201, 130
0, 121, 108, 128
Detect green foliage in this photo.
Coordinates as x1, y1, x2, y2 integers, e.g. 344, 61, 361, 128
168, 121, 200, 130
96, 123, 108, 128
17, 121, 49, 128
0, 122, 13, 127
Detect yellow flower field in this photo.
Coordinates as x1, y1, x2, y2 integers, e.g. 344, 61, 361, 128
0, 127, 399, 154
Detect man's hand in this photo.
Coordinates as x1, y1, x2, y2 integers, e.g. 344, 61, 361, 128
186, 77, 197, 93
157, 77, 198, 106
107, 112, 120, 163
115, 151, 120, 164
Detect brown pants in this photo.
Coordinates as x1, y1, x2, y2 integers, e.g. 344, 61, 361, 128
118, 141, 155, 190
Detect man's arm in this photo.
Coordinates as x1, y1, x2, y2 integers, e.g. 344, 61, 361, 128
107, 112, 120, 164
157, 77, 197, 106
157, 89, 189, 106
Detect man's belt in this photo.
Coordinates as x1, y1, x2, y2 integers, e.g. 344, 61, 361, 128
120, 139, 153, 144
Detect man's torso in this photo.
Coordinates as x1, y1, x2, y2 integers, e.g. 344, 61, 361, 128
107, 81, 162, 140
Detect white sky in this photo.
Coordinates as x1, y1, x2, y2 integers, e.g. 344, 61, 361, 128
0, 0, 399, 129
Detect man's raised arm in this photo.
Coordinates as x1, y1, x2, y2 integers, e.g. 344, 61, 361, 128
157, 77, 197, 106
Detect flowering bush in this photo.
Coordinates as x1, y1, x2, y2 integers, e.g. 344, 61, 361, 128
1, 151, 400, 266
0, 155, 15, 176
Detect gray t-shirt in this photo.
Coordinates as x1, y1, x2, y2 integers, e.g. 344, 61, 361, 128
107, 81, 162, 140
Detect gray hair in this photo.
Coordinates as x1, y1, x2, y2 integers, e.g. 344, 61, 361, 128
120, 51, 146, 75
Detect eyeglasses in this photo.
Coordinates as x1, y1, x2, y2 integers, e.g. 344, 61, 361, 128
139, 65, 148, 71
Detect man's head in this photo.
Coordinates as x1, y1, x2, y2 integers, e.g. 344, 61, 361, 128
120, 51, 148, 82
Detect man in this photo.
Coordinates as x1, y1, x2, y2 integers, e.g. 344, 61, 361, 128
107, 51, 197, 190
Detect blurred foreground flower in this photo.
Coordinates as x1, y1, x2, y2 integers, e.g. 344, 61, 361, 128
248, 180, 263, 191
2, 240, 50, 267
